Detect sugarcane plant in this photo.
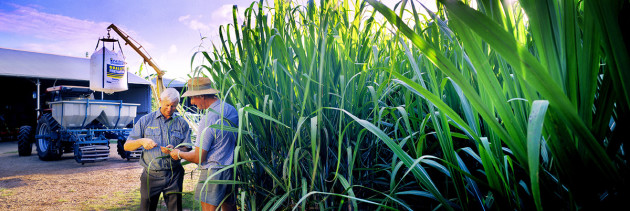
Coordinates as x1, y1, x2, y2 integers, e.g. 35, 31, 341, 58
187, 0, 629, 210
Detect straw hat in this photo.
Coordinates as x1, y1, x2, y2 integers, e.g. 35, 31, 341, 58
181, 77, 220, 97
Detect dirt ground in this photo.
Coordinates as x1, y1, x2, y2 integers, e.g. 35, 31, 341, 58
0, 141, 200, 210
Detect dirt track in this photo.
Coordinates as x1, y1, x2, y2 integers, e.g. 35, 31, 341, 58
0, 141, 199, 210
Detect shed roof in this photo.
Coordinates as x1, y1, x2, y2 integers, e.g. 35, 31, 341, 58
0, 47, 150, 85
152, 77, 186, 88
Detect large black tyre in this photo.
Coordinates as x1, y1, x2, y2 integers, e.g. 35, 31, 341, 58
36, 113, 63, 161
18, 125, 34, 156
117, 139, 130, 159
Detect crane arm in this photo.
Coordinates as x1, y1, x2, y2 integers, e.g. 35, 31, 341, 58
107, 24, 165, 97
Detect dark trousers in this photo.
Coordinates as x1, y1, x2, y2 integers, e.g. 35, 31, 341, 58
139, 166, 184, 211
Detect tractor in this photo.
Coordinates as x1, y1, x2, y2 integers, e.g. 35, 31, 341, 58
17, 85, 142, 163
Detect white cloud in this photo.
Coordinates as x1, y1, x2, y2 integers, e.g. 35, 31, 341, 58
178, 15, 190, 22
179, 15, 210, 32
0, 3, 155, 74
177, 4, 244, 47
189, 19, 211, 31
0, 4, 152, 54
0, 4, 108, 44
211, 5, 235, 22
168, 44, 178, 54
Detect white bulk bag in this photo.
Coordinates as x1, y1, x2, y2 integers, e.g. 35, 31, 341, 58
90, 47, 128, 93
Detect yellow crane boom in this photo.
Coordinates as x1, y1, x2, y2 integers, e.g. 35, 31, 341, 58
106, 24, 165, 98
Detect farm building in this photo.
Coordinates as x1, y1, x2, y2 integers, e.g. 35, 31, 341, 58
0, 47, 152, 140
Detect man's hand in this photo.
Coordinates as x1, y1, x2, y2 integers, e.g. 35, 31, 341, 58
161, 145, 174, 154
142, 139, 158, 150
170, 149, 181, 160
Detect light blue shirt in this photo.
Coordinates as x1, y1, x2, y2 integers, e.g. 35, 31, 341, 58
195, 100, 238, 169
128, 110, 191, 170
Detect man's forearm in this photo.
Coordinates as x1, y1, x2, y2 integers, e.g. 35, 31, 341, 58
124, 138, 146, 151
178, 150, 201, 164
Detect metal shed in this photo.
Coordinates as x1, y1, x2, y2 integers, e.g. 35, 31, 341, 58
0, 47, 152, 140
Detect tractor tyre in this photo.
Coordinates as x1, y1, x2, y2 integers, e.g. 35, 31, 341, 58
117, 139, 130, 159
36, 113, 63, 161
18, 125, 33, 156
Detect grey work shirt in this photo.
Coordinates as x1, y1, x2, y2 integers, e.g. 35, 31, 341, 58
195, 100, 239, 169
128, 110, 191, 171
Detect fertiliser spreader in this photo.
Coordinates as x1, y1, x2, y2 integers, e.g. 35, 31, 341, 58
17, 26, 152, 164
18, 85, 142, 164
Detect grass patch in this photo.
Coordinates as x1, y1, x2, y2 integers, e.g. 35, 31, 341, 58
2, 151, 18, 154
77, 167, 200, 210
78, 188, 198, 210
0, 188, 14, 197
79, 188, 140, 210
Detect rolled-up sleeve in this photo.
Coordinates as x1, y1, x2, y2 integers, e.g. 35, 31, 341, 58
127, 117, 144, 140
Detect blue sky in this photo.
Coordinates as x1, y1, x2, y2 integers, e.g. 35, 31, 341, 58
0, 0, 435, 80
0, 0, 260, 81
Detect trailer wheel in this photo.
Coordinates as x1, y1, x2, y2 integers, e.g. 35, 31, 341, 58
36, 114, 62, 161
18, 125, 33, 156
117, 139, 130, 160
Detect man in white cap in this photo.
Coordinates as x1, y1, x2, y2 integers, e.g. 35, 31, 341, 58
124, 88, 191, 211
169, 77, 238, 211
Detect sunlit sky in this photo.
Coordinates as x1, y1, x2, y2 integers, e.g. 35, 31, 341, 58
0, 0, 436, 81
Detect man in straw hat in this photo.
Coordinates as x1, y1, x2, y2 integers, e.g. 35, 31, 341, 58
124, 88, 192, 211
170, 77, 238, 211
